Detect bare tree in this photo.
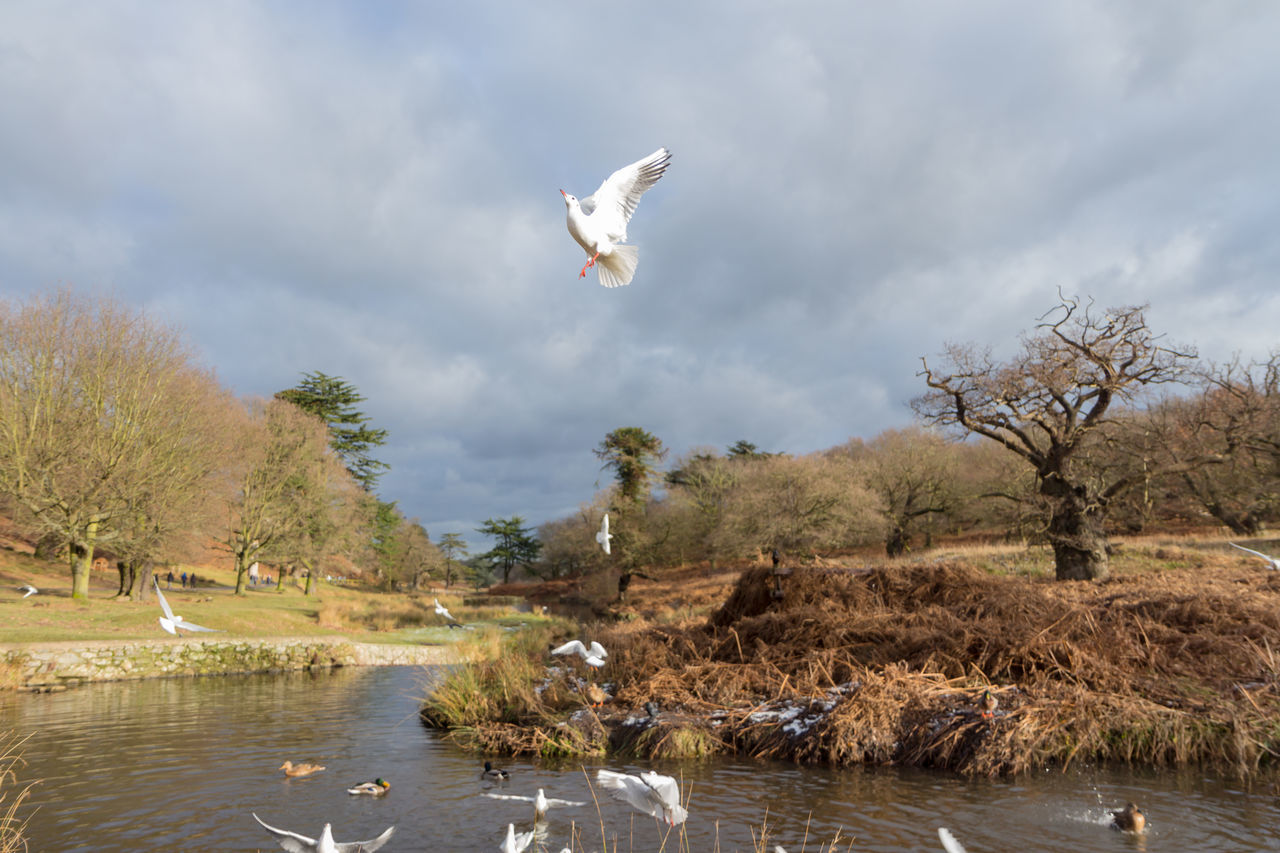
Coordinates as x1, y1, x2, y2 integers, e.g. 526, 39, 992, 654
852, 427, 960, 557
914, 297, 1201, 580
223, 398, 334, 595
721, 452, 883, 557
0, 291, 225, 599
110, 367, 240, 600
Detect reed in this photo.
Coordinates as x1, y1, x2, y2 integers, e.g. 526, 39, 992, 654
0, 732, 33, 853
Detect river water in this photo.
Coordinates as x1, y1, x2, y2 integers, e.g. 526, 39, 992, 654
2, 665, 1278, 852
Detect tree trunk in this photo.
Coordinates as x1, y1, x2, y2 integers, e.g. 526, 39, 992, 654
234, 549, 249, 595
116, 560, 130, 597
137, 560, 154, 603
70, 517, 100, 600
1043, 477, 1110, 581
885, 525, 907, 557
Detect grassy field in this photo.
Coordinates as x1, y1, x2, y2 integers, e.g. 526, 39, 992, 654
0, 548, 541, 645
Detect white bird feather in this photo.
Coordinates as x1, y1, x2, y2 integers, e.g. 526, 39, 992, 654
595, 769, 688, 826
1229, 542, 1280, 570
252, 813, 394, 853
561, 147, 670, 288
152, 577, 220, 635
597, 513, 613, 555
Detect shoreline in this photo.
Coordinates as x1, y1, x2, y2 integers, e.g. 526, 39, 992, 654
0, 635, 458, 691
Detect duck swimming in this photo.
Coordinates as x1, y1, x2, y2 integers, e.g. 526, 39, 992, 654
279, 760, 325, 778
1111, 802, 1146, 833
482, 761, 511, 781
347, 778, 390, 796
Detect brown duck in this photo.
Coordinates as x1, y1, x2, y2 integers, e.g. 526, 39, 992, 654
279, 760, 325, 778
1111, 802, 1146, 833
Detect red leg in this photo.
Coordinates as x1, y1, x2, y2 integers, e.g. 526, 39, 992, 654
579, 252, 599, 278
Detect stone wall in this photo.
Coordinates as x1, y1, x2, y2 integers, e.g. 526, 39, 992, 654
0, 637, 455, 691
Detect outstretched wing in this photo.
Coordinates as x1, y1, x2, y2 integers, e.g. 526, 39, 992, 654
252, 813, 317, 852
587, 641, 608, 660
938, 827, 967, 853
335, 825, 395, 853
153, 578, 177, 621
1230, 543, 1276, 563
639, 771, 687, 825
176, 619, 221, 633
551, 640, 587, 658
581, 148, 670, 241
481, 792, 535, 803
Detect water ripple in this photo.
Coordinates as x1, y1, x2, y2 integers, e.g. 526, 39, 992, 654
2, 667, 1278, 851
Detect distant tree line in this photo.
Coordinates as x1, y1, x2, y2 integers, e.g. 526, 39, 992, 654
0, 290, 445, 599
532, 297, 1279, 584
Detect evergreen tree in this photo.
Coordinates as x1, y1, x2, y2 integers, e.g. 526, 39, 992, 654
277, 371, 389, 492
595, 427, 667, 505
475, 516, 541, 584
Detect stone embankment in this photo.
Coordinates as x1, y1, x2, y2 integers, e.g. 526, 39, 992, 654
0, 636, 456, 691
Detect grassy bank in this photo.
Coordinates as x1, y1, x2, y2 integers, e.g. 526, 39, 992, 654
0, 548, 539, 646
422, 536, 1280, 778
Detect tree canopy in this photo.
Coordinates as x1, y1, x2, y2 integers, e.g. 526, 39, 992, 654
277, 372, 389, 492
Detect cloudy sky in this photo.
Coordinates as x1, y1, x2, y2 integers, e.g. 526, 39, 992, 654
1, 2, 1277, 549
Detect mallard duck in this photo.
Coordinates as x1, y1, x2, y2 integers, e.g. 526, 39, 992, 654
347, 778, 390, 796
978, 689, 998, 719
1111, 802, 1146, 833
279, 760, 325, 778
482, 761, 511, 781
252, 813, 394, 853
596, 769, 687, 826
551, 639, 607, 667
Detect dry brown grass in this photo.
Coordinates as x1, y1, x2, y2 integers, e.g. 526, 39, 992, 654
586, 558, 1280, 776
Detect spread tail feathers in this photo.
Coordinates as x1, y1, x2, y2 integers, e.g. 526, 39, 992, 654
597, 244, 639, 288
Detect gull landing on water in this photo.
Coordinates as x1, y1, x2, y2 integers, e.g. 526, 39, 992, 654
561, 147, 670, 288
252, 813, 395, 853
595, 769, 688, 826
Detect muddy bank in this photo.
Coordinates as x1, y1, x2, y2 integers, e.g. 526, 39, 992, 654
426, 560, 1280, 776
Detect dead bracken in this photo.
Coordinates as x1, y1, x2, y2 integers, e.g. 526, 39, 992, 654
423, 560, 1280, 777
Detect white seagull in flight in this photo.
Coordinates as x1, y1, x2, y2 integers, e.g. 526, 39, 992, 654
597, 513, 613, 555
1229, 542, 1280, 571
18, 583, 37, 599
252, 813, 395, 853
561, 147, 670, 288
595, 769, 688, 826
481, 788, 587, 822
551, 639, 607, 668
153, 577, 220, 635
434, 597, 456, 621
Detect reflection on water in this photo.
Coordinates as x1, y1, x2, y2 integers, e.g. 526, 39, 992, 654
2, 666, 1278, 851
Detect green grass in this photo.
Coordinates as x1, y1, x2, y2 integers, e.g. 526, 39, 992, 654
0, 548, 545, 645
